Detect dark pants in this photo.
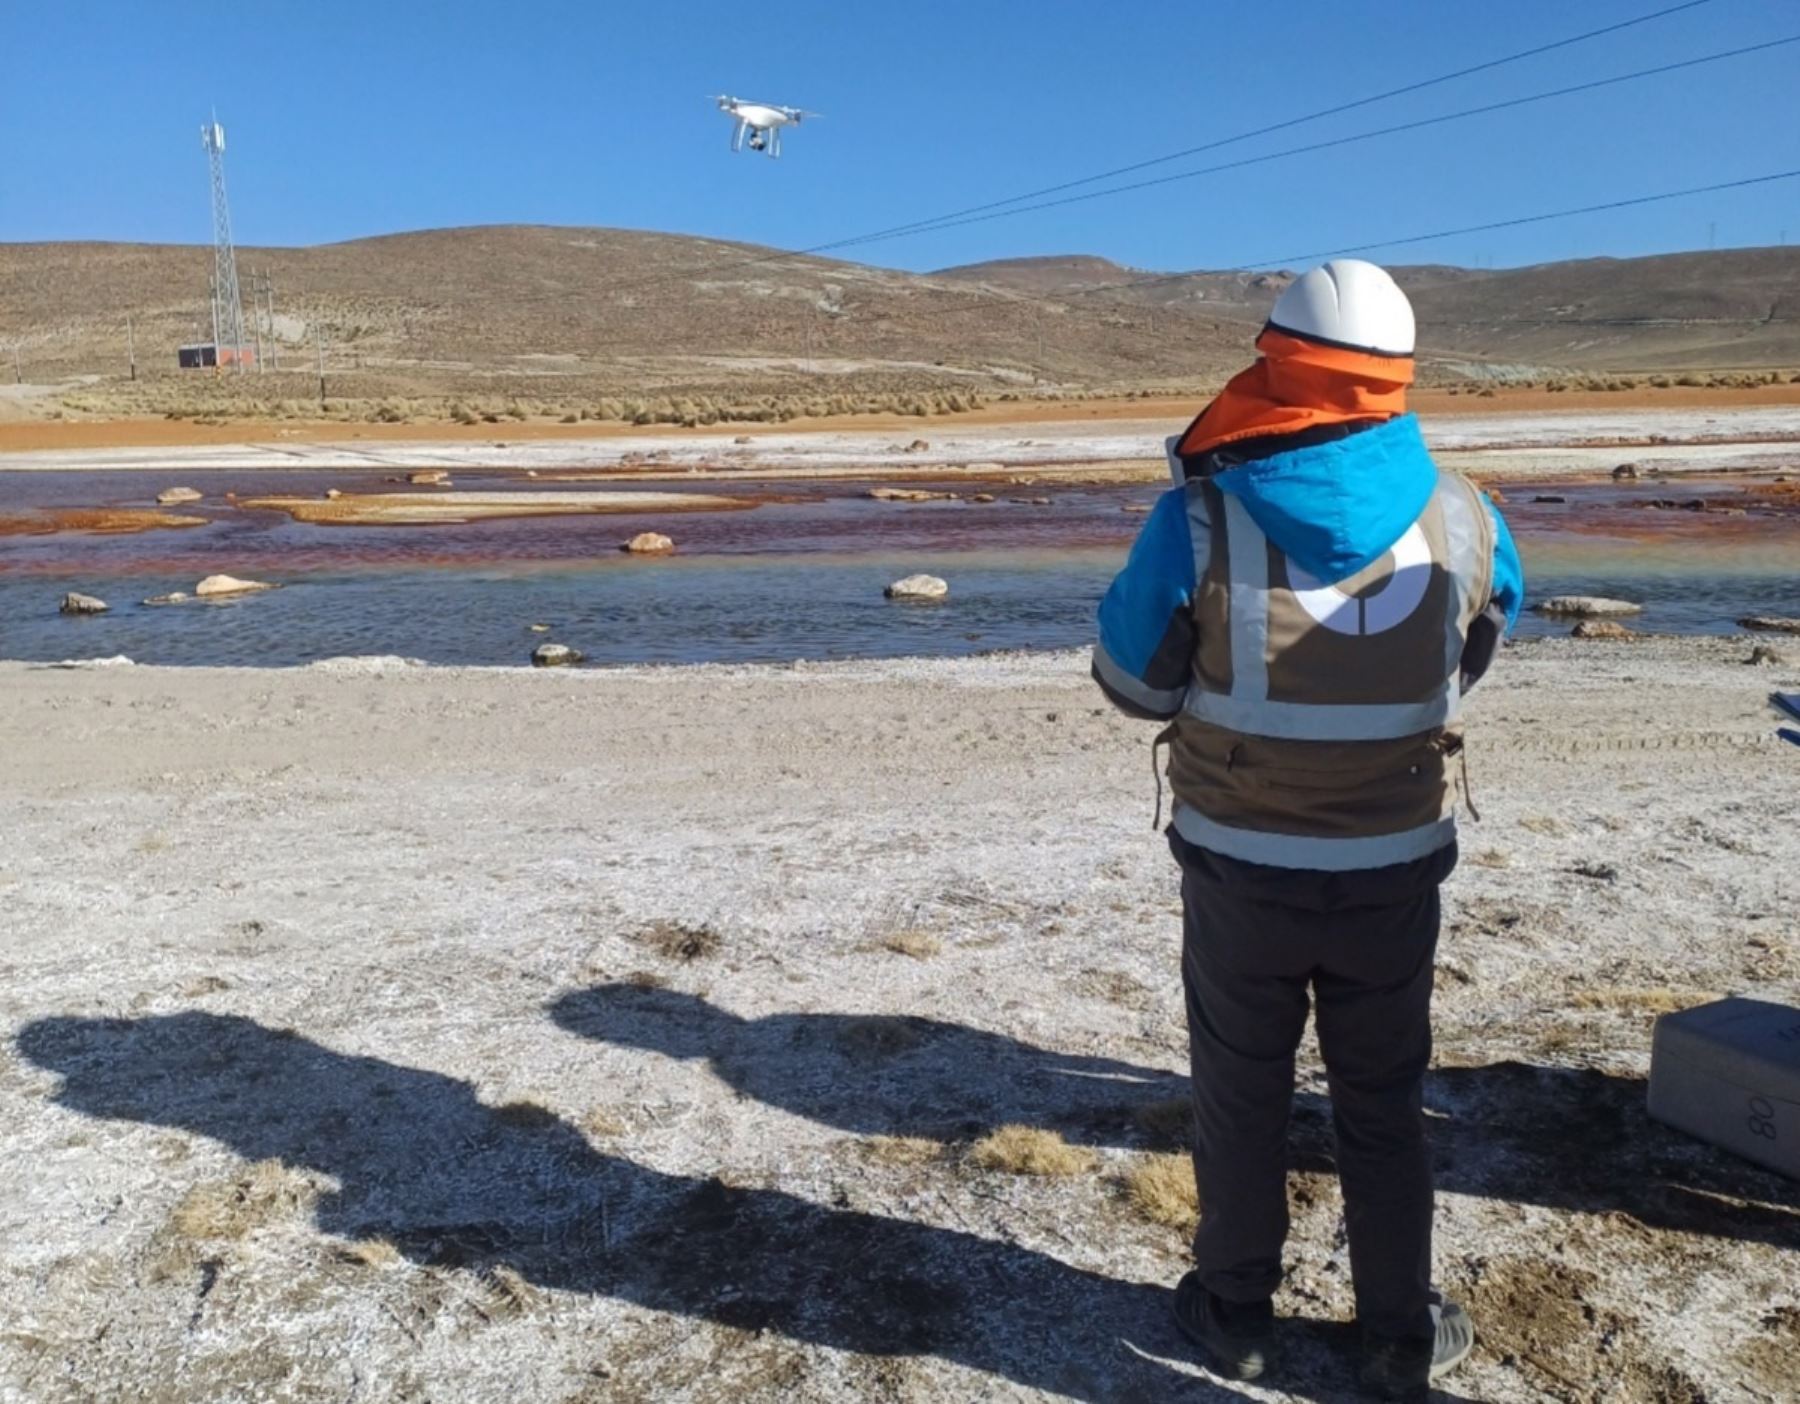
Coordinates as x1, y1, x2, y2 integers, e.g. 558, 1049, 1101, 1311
1172, 834, 1453, 1343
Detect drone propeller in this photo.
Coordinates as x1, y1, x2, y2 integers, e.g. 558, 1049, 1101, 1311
783, 107, 821, 122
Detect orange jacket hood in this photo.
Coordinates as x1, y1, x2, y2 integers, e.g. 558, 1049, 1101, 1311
1174, 327, 1415, 461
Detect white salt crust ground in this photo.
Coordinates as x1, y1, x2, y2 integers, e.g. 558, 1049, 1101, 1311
0, 638, 1796, 1402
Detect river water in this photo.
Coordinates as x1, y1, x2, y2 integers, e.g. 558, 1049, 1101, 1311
2, 469, 1795, 667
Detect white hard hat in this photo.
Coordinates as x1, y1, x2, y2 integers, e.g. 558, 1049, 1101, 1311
1267, 259, 1415, 357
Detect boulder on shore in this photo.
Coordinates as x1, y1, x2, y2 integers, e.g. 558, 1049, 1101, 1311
885, 574, 948, 601
532, 642, 583, 667
156, 486, 203, 506
1612, 463, 1640, 480
622, 532, 675, 554
1747, 643, 1786, 666
1572, 620, 1635, 640
195, 574, 277, 598
59, 592, 108, 615
1738, 615, 1800, 635
1533, 596, 1643, 618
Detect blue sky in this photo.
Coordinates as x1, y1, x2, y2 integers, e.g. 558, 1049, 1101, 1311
3, 0, 1797, 272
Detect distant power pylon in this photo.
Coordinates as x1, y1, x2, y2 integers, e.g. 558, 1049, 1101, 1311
203, 117, 250, 372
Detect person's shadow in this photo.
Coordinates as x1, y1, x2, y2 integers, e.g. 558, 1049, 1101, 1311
553, 984, 1799, 1250
549, 982, 1188, 1147
17, 1011, 1232, 1402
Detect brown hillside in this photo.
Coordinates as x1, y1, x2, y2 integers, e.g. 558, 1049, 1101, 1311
937, 247, 1800, 371
0, 226, 1249, 398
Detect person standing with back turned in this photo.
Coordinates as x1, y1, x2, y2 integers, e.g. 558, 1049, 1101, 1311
1092, 260, 1524, 1396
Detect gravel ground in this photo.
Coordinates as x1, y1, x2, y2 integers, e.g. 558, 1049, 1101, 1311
0, 638, 1796, 1403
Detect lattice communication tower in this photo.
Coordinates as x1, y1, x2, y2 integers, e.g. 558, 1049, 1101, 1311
203, 119, 250, 369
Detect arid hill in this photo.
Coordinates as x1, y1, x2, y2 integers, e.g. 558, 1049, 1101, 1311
938, 247, 1800, 372
0, 226, 1247, 399
2, 230, 1796, 418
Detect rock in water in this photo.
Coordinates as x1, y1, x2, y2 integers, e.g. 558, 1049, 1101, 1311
408, 470, 450, 485
142, 592, 191, 606
1739, 616, 1800, 635
885, 574, 948, 601
532, 643, 583, 667
1533, 596, 1643, 618
1572, 620, 1635, 640
621, 532, 675, 554
869, 487, 955, 503
155, 486, 203, 506
59, 592, 108, 615
1612, 462, 1640, 480
194, 574, 277, 598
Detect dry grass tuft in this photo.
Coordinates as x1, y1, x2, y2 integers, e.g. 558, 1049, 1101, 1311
1469, 848, 1512, 869
333, 1237, 401, 1269
636, 920, 722, 963
859, 1135, 944, 1166
968, 1125, 1097, 1177
879, 929, 942, 960
1133, 1097, 1194, 1150
1120, 1152, 1199, 1233
580, 1106, 627, 1140
1569, 987, 1720, 1015
1519, 815, 1571, 837
167, 1160, 316, 1243
180, 974, 231, 998
477, 1264, 541, 1318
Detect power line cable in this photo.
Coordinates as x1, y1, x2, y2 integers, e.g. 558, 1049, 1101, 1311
812, 0, 1722, 253
828, 32, 1800, 251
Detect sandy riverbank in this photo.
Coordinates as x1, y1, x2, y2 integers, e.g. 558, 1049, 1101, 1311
1, 639, 1796, 1402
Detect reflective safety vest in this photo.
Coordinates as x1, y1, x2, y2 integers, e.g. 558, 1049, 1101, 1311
1166, 471, 1494, 870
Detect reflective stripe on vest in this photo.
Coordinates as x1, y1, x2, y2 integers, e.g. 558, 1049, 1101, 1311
1184, 473, 1489, 742
1170, 805, 1457, 872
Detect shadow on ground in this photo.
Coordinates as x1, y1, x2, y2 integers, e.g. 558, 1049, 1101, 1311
555, 983, 1800, 1250
19, 1012, 1277, 1402
549, 982, 1188, 1147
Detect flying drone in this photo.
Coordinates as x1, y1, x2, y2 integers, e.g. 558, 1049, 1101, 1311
713, 96, 818, 158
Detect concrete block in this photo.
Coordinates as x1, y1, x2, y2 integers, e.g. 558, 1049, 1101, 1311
1648, 996, 1800, 1179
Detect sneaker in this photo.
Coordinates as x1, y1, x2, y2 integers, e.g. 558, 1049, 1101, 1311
1359, 1293, 1475, 1398
1171, 1270, 1275, 1381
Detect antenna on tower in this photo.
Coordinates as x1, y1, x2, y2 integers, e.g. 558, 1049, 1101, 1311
202, 114, 251, 373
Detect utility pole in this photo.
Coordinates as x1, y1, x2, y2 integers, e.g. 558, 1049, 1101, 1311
315, 325, 326, 408
251, 269, 265, 373
263, 272, 279, 371
127, 314, 137, 381
11, 345, 20, 385
1708, 221, 1717, 250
